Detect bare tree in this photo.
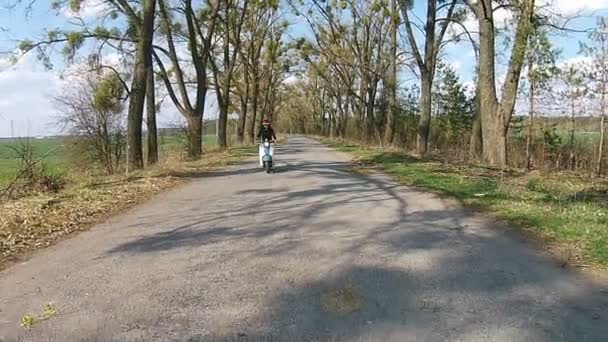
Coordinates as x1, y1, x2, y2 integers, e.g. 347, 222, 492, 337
154, 0, 221, 158
384, 0, 399, 145
399, 0, 459, 155
235, 1, 278, 143
524, 27, 559, 172
55, 72, 126, 175
209, 0, 250, 149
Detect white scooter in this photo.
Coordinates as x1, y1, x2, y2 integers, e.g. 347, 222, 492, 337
259, 138, 275, 173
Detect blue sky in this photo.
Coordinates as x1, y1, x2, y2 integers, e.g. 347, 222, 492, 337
1, 0, 608, 137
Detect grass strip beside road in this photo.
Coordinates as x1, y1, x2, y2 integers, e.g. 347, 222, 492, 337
321, 138, 608, 269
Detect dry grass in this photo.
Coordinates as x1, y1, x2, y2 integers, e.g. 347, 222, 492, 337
0, 145, 255, 270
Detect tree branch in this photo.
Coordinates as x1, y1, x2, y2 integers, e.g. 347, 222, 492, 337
398, 0, 425, 70
151, 50, 187, 116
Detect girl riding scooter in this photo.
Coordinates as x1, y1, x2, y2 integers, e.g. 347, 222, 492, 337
256, 119, 277, 169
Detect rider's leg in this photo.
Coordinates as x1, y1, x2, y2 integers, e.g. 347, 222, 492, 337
259, 144, 263, 166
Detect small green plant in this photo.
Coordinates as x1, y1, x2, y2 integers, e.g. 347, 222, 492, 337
526, 178, 543, 192
20, 314, 37, 328
20, 303, 58, 329
543, 128, 563, 153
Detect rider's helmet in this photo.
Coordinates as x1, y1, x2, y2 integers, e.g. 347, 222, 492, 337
262, 118, 270, 126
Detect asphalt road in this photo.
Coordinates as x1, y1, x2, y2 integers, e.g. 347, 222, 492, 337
0, 136, 607, 342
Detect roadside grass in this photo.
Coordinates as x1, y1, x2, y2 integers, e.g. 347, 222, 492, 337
0, 142, 256, 270
322, 138, 608, 268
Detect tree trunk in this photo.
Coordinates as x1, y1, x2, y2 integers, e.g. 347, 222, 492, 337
469, 87, 483, 160
218, 102, 228, 149
524, 78, 534, 172
477, 0, 533, 168
477, 0, 500, 166
384, 0, 398, 145
126, 0, 156, 171
217, 2, 230, 150
365, 87, 376, 143
238, 99, 248, 144
187, 114, 202, 158
597, 114, 606, 176
570, 95, 576, 170
418, 72, 432, 155
146, 68, 158, 165
248, 76, 260, 143
237, 74, 249, 144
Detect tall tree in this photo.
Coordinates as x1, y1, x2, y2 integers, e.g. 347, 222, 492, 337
435, 62, 473, 147
146, 68, 158, 165
581, 17, 608, 176
469, 70, 483, 159
210, 0, 250, 149
384, 0, 399, 145
258, 23, 288, 127
14, 0, 157, 170
154, 0, 220, 158
122, 0, 157, 171
236, 1, 277, 143
399, 0, 459, 155
302, 0, 391, 142
523, 27, 559, 172
470, 0, 536, 167
560, 64, 586, 171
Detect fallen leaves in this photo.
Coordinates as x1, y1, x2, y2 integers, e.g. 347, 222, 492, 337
0, 146, 254, 269
0, 176, 180, 267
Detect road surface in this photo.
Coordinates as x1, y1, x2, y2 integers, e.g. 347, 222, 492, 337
0, 137, 607, 342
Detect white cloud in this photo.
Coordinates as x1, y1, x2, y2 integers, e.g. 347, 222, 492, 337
546, 0, 608, 14
0, 54, 63, 137
451, 0, 608, 39
0, 50, 135, 137
558, 56, 592, 68
448, 5, 512, 43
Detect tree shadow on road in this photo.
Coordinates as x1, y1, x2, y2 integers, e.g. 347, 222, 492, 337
98, 138, 608, 342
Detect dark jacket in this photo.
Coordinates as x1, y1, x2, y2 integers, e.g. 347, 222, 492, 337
257, 126, 277, 141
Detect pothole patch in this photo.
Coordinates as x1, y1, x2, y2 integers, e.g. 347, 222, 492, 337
320, 284, 362, 314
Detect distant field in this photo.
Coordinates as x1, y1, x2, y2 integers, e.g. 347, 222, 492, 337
0, 134, 219, 187
512, 130, 601, 145
0, 138, 66, 187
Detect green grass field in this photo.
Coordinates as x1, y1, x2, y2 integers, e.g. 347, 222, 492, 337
0, 138, 67, 187
0, 134, 220, 187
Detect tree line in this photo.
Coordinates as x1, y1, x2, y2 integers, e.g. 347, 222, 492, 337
276, 0, 607, 176
8, 0, 608, 176
15, 0, 288, 172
